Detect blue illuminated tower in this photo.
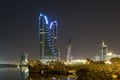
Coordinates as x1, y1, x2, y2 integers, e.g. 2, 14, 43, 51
38, 13, 58, 61
50, 21, 58, 56
100, 41, 108, 61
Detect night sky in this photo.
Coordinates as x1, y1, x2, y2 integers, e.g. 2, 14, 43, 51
0, 0, 120, 62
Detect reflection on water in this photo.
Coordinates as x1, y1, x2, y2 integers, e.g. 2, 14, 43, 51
19, 66, 29, 80
19, 66, 77, 80
0, 67, 18, 80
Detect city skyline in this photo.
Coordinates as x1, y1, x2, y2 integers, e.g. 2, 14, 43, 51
0, 0, 120, 62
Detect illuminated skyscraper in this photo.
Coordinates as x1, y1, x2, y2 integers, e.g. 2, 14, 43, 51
100, 41, 108, 61
50, 21, 57, 49
39, 13, 58, 61
50, 21, 59, 59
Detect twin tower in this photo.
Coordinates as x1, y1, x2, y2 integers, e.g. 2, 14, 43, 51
39, 13, 59, 61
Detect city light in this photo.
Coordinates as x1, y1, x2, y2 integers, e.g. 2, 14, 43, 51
105, 60, 112, 64
40, 13, 43, 16
50, 22, 53, 29
49, 21, 57, 29
70, 59, 87, 64
39, 13, 49, 24
107, 52, 112, 56
44, 16, 49, 24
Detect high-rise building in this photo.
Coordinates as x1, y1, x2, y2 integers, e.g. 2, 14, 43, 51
39, 13, 58, 61
66, 37, 72, 63
50, 21, 58, 55
100, 41, 108, 61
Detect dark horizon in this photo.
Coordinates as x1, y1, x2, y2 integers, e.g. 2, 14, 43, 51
0, 0, 120, 62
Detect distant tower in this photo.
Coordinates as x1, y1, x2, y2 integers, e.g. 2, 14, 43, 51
100, 41, 108, 61
20, 53, 28, 65
66, 37, 72, 63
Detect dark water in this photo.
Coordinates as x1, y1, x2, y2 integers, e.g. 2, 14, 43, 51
0, 67, 77, 80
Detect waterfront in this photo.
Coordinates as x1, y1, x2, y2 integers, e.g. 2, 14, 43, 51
0, 67, 77, 80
